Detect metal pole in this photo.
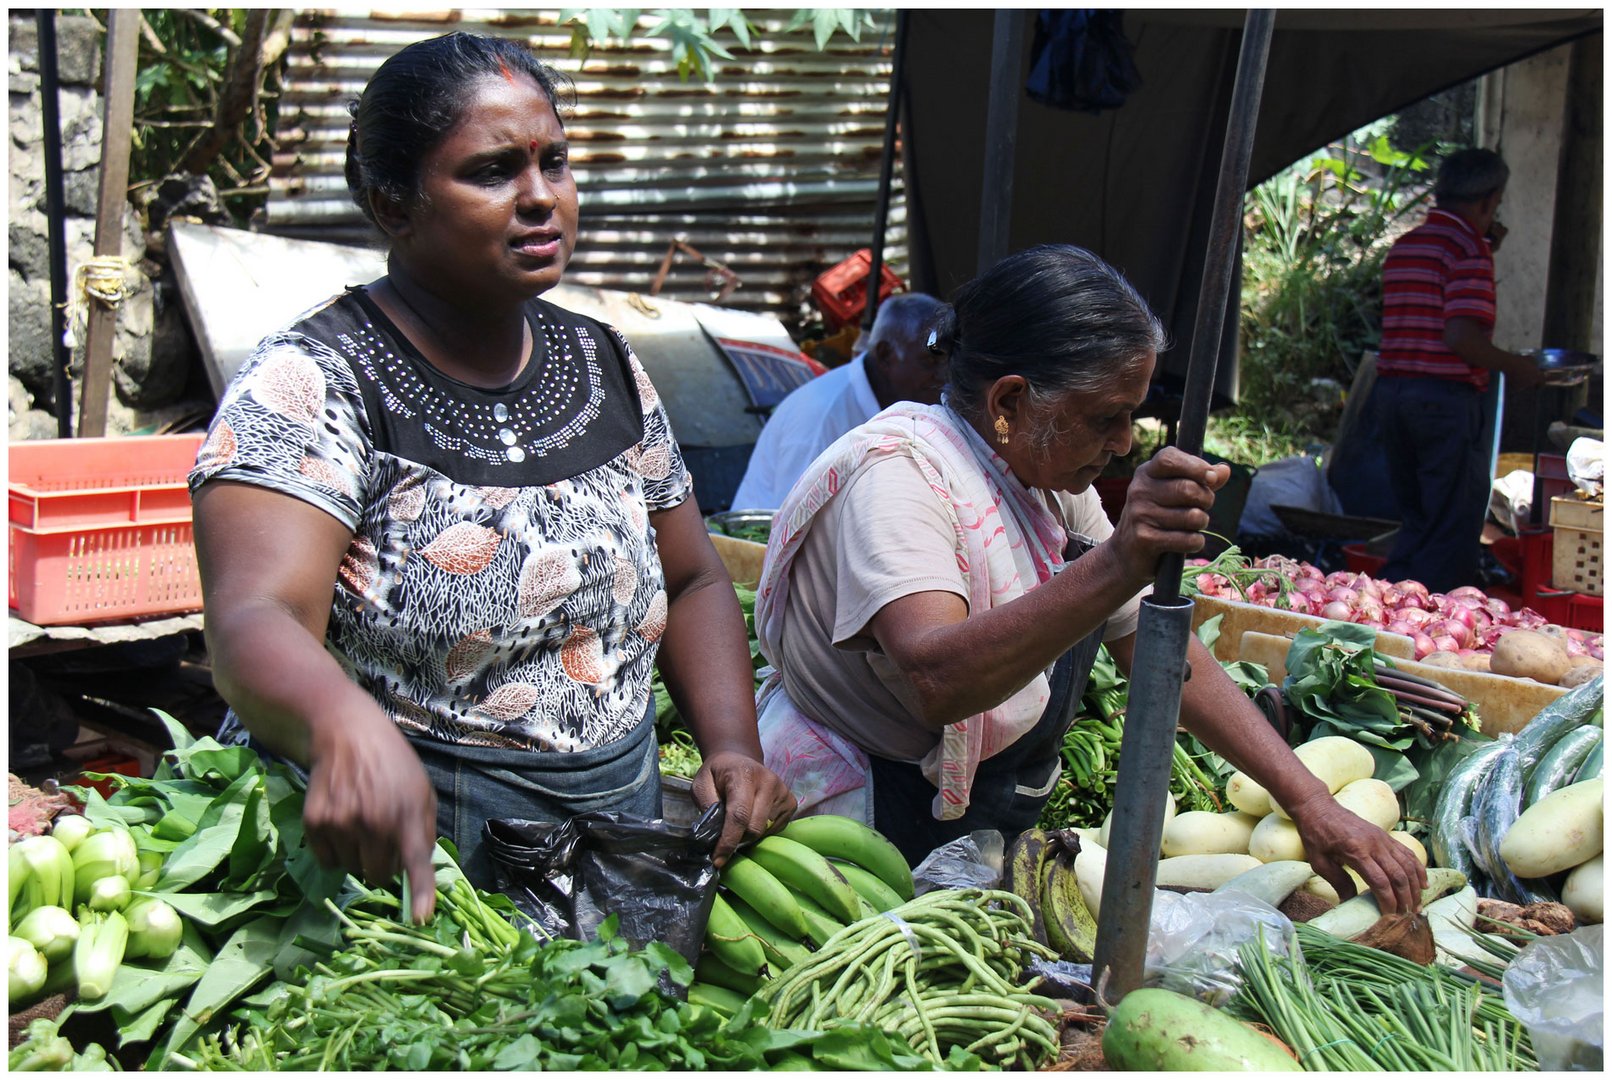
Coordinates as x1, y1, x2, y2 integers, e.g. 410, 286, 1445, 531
1091, 8, 1276, 1006
860, 10, 909, 336
38, 11, 73, 438
976, 9, 1025, 274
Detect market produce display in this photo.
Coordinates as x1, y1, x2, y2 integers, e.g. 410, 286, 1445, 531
1430, 675, 1604, 906
1231, 924, 1538, 1071
1186, 548, 1603, 673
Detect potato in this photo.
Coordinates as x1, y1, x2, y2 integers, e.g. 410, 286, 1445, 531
1421, 651, 1466, 670
1460, 652, 1492, 673
1489, 629, 1572, 684
1560, 657, 1603, 688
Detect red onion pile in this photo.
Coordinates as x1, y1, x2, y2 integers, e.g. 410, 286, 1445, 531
1187, 554, 1604, 663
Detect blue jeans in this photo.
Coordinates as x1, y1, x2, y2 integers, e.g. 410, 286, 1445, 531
1376, 377, 1489, 593
410, 707, 663, 890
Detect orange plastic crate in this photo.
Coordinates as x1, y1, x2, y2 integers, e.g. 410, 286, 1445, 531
9, 435, 205, 625
811, 249, 905, 330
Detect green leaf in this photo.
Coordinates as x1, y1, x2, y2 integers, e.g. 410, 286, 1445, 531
73, 921, 211, 1019
492, 1033, 542, 1070
112, 997, 176, 1047
149, 709, 196, 753
150, 914, 285, 1067
812, 8, 839, 51
154, 771, 257, 890
135, 887, 278, 929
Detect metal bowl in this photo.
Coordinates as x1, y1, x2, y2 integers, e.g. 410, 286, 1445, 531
1535, 348, 1600, 370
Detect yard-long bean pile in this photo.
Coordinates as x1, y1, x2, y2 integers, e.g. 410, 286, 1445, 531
1230, 926, 1536, 1072
753, 887, 1062, 1070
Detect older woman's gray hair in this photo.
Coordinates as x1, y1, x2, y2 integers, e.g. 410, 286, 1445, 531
933, 244, 1167, 448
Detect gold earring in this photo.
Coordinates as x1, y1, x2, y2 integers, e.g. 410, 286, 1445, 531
993, 415, 1010, 445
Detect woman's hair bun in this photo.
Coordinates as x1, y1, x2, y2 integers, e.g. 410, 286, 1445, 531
925, 304, 958, 355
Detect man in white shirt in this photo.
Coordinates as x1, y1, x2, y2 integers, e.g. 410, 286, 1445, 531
731, 292, 944, 509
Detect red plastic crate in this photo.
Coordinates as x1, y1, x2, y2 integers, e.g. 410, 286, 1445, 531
811, 249, 905, 330
1342, 542, 1388, 577
9, 435, 205, 625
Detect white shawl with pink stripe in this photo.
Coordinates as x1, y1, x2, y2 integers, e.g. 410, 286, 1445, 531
754, 403, 1071, 819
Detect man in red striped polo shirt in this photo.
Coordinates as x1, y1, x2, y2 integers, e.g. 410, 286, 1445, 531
1375, 148, 1542, 593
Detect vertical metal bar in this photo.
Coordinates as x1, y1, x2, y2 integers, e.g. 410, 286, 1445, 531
1090, 9, 1276, 1007
37, 11, 73, 438
860, 10, 909, 336
976, 9, 1026, 274
1151, 9, 1276, 602
77, 9, 142, 438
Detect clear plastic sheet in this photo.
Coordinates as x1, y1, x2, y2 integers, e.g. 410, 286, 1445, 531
1502, 924, 1604, 1071
912, 829, 1004, 894
1143, 889, 1297, 1006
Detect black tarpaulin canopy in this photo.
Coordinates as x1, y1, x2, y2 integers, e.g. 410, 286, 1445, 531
898, 7, 1604, 411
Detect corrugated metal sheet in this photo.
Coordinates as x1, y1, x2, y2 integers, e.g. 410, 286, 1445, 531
266, 9, 907, 331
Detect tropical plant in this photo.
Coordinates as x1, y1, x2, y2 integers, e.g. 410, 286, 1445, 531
1234, 130, 1442, 446
93, 8, 295, 223
559, 8, 887, 82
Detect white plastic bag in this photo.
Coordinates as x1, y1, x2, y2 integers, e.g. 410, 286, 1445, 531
1502, 924, 1603, 1071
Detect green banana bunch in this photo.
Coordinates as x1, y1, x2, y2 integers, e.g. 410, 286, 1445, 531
1037, 833, 1097, 964
8, 836, 76, 929
701, 815, 914, 986
777, 816, 914, 902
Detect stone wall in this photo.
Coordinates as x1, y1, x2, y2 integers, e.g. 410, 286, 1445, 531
8, 13, 206, 440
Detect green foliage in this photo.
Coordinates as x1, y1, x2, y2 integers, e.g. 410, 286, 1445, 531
111, 8, 287, 223
1235, 131, 1441, 447
560, 8, 887, 82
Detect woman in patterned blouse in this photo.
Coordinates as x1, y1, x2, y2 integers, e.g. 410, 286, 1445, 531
189, 32, 795, 920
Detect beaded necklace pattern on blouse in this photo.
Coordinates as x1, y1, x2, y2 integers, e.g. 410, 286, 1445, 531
338, 301, 608, 470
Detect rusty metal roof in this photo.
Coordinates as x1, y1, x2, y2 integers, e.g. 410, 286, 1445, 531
266, 9, 907, 332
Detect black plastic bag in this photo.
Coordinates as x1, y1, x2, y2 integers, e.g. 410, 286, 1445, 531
484, 803, 724, 966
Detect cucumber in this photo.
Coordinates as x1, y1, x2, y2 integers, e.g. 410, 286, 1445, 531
1429, 740, 1508, 876
1523, 725, 1603, 807
1514, 674, 1604, 781
1470, 747, 1523, 884
1574, 738, 1604, 784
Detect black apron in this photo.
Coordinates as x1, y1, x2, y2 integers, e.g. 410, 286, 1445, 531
869, 537, 1108, 867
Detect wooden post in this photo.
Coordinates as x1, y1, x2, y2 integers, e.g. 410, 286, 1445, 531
1542, 33, 1602, 352
76, 10, 141, 438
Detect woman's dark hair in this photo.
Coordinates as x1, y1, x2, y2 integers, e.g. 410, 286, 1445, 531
933, 244, 1167, 448
344, 32, 575, 225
